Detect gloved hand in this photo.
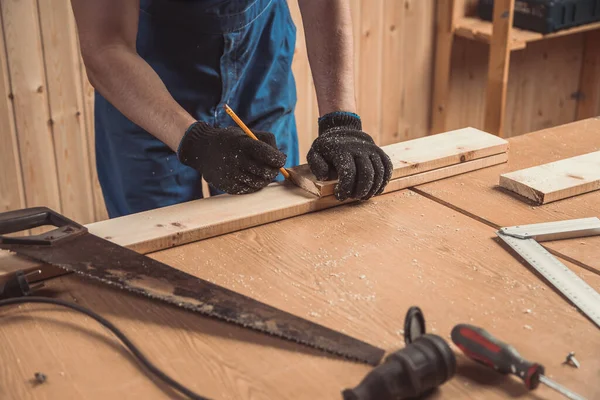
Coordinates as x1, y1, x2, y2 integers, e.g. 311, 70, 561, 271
307, 112, 393, 201
177, 122, 286, 195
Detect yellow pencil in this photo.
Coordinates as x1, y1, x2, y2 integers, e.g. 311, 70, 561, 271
224, 104, 290, 180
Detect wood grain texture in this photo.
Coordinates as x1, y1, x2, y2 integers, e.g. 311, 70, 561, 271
1, 0, 61, 212
395, 0, 435, 141
288, 127, 508, 196
499, 151, 600, 204
430, 0, 456, 134
576, 30, 600, 120
1, 191, 598, 399
288, 0, 314, 163
38, 0, 95, 224
455, 16, 600, 50
0, 10, 25, 213
505, 35, 583, 136
0, 150, 508, 278
79, 57, 108, 222
483, 0, 514, 137
357, 0, 384, 143
414, 118, 600, 271
381, 0, 405, 145
446, 35, 584, 138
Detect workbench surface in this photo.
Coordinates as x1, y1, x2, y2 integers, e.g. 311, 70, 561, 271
1, 120, 598, 400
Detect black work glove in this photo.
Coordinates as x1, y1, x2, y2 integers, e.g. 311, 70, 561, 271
307, 112, 393, 201
177, 122, 286, 195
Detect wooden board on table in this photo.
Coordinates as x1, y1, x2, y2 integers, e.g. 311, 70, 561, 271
1, 191, 598, 400
499, 151, 600, 204
0, 143, 508, 278
413, 118, 600, 272
288, 127, 508, 197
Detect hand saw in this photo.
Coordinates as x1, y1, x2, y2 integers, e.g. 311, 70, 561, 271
0, 207, 384, 365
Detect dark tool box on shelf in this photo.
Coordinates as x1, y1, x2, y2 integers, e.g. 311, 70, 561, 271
478, 0, 600, 33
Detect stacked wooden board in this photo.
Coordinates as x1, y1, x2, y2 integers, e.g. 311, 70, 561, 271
0, 127, 508, 277
500, 151, 600, 204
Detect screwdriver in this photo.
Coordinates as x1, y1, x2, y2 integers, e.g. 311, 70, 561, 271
451, 324, 586, 400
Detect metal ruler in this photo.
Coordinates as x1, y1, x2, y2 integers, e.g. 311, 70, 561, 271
497, 217, 600, 329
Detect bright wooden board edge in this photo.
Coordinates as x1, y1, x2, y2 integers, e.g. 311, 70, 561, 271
0, 153, 508, 280
499, 151, 600, 204
288, 127, 509, 197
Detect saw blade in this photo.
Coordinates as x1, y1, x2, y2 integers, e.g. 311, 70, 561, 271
1, 233, 384, 366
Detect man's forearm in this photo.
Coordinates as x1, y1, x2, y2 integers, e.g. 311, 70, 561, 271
84, 46, 196, 151
298, 0, 356, 116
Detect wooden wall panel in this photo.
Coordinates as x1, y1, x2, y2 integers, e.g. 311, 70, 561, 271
1, 0, 61, 212
397, 0, 435, 142
505, 35, 583, 135
0, 0, 435, 222
288, 1, 315, 164
37, 0, 95, 224
0, 10, 24, 213
445, 34, 585, 138
576, 31, 600, 119
357, 1, 385, 143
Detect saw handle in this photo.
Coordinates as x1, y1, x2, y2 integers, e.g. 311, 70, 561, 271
0, 207, 86, 245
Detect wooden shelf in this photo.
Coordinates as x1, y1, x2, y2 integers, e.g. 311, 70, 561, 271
455, 16, 600, 50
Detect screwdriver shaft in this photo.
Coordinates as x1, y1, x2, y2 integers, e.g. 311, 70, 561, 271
539, 375, 587, 400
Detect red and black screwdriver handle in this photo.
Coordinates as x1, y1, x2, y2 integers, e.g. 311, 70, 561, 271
451, 324, 544, 390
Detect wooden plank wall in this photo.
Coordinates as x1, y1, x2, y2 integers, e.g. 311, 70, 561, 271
6, 1, 598, 226
443, 2, 600, 137
0, 0, 436, 223
288, 0, 436, 157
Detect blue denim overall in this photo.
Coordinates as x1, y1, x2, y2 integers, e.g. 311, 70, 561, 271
94, 0, 299, 218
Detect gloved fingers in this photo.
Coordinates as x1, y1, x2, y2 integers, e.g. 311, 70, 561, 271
239, 158, 280, 180
234, 171, 274, 190
253, 131, 278, 149
243, 139, 287, 169
375, 149, 393, 195
307, 148, 332, 181
365, 153, 385, 199
353, 154, 375, 200
332, 153, 356, 202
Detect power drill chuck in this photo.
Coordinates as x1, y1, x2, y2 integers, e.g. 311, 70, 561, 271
343, 334, 456, 400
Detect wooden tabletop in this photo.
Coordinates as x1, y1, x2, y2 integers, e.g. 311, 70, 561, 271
415, 117, 600, 273
1, 120, 599, 400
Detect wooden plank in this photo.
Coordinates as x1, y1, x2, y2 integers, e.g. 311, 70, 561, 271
1, 0, 61, 212
0, 10, 25, 213
1, 192, 599, 399
357, 0, 384, 143
483, 0, 515, 137
350, 0, 361, 101
455, 16, 600, 50
413, 118, 600, 271
447, 35, 583, 138
576, 30, 600, 120
398, 0, 435, 141
445, 37, 488, 132
79, 58, 108, 222
85, 154, 506, 255
430, 0, 456, 134
505, 35, 583, 137
0, 134, 508, 276
289, 127, 508, 196
380, 0, 405, 145
289, 0, 313, 164
499, 151, 600, 204
37, 0, 95, 224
